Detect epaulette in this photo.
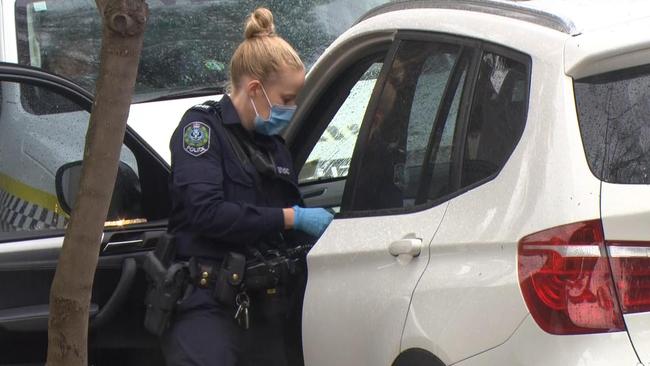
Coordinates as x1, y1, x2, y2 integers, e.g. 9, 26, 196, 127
189, 100, 221, 118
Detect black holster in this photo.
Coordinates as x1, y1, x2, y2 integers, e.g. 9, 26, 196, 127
143, 233, 188, 337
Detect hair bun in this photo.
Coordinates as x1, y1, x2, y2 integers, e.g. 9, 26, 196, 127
244, 7, 276, 39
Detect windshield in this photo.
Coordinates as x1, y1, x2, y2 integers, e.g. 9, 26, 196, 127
15, 0, 392, 103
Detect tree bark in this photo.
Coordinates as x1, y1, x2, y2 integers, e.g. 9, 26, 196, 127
46, 1, 148, 365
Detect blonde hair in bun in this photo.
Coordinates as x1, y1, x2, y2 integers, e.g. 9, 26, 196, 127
244, 7, 275, 39
229, 7, 304, 91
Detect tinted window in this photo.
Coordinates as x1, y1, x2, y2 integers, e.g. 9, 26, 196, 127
461, 51, 528, 187
347, 40, 468, 211
575, 64, 650, 184
21, 84, 84, 115
14, 0, 392, 102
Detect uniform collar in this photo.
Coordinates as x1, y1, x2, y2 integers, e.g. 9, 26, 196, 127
220, 94, 243, 126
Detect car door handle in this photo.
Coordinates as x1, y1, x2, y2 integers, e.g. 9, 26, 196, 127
103, 239, 143, 252
389, 237, 422, 258
302, 187, 326, 199
101, 230, 165, 254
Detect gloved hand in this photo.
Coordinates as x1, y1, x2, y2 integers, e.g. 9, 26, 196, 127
292, 205, 334, 237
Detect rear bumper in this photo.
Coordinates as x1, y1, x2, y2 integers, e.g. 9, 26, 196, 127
452, 316, 641, 366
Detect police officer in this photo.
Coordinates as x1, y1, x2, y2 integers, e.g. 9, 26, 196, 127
162, 7, 333, 366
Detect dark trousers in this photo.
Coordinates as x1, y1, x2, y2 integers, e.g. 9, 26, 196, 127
161, 287, 290, 366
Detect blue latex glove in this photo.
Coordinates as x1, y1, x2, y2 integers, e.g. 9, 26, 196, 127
292, 205, 334, 237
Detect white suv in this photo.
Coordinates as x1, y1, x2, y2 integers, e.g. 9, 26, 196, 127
2, 1, 650, 365
295, 1, 650, 365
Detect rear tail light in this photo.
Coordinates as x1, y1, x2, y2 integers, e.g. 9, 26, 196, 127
608, 242, 650, 314
518, 220, 625, 334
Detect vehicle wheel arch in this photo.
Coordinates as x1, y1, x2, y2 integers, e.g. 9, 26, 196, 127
392, 348, 446, 366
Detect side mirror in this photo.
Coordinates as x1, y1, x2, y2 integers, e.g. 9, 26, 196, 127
55, 161, 144, 221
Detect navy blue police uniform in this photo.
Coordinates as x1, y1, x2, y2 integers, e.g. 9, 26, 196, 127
163, 94, 306, 366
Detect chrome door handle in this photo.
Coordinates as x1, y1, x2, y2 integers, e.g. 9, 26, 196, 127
389, 237, 422, 258
103, 239, 144, 253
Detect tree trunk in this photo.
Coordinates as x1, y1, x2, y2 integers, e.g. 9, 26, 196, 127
46, 1, 148, 365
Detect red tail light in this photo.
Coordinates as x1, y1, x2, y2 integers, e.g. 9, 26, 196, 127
518, 220, 625, 334
607, 242, 650, 314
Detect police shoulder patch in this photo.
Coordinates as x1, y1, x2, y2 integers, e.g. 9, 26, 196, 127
183, 121, 211, 157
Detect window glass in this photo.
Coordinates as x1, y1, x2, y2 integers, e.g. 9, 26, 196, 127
14, 0, 393, 102
348, 40, 466, 211
299, 62, 382, 183
0, 81, 139, 234
21, 83, 85, 115
575, 64, 650, 184
405, 54, 452, 173
423, 69, 467, 203
461, 51, 528, 187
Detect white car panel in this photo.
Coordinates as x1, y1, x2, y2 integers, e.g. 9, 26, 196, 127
452, 316, 639, 366
401, 235, 525, 365
601, 183, 650, 240
323, 8, 569, 66
565, 17, 650, 79
623, 312, 650, 366
602, 183, 650, 365
302, 203, 448, 366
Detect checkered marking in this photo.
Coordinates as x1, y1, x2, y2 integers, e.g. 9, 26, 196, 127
0, 188, 66, 232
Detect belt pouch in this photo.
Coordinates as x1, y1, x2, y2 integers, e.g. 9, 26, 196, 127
213, 251, 246, 305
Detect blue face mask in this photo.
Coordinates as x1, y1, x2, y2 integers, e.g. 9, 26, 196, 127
250, 84, 296, 136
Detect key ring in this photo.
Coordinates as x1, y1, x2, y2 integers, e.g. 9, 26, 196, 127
236, 291, 250, 306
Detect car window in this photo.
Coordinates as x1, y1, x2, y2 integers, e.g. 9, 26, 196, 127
14, 0, 393, 102
346, 40, 467, 212
575, 64, 650, 184
299, 62, 382, 183
461, 51, 528, 187
0, 80, 139, 236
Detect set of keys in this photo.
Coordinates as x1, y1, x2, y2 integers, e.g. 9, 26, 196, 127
235, 291, 250, 330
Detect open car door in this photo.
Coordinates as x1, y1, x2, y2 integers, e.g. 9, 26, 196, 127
0, 63, 170, 366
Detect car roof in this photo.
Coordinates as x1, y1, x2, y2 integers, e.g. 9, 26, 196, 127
359, 0, 650, 36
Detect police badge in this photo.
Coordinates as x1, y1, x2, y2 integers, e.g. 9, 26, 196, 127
183, 121, 210, 156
